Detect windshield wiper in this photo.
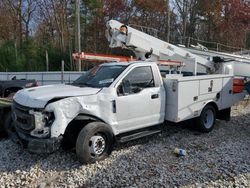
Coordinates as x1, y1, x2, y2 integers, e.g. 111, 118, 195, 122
83, 82, 95, 87
72, 82, 96, 88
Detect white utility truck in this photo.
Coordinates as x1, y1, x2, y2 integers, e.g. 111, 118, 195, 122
12, 20, 247, 164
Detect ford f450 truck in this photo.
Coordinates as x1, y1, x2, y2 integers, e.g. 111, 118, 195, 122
12, 61, 245, 163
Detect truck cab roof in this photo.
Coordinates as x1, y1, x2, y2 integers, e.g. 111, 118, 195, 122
101, 61, 156, 67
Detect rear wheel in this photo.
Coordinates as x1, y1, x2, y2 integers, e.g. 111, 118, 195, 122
76, 122, 114, 164
196, 104, 216, 133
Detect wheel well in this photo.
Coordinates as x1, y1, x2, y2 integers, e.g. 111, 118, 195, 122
206, 102, 219, 114
62, 119, 94, 149
4, 87, 22, 97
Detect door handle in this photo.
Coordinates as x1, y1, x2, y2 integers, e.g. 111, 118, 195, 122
151, 94, 159, 99
112, 100, 116, 113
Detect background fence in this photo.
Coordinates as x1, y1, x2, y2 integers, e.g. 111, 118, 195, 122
0, 71, 83, 85
179, 37, 250, 55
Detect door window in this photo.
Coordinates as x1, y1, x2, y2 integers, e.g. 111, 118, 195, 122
117, 66, 155, 95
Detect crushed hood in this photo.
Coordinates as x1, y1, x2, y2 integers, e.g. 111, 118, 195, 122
13, 84, 101, 108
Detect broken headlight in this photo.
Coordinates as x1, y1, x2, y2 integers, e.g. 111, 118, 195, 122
29, 110, 55, 138
43, 111, 55, 127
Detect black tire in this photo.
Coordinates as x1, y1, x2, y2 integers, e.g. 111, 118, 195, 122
3, 111, 15, 136
76, 122, 114, 164
196, 104, 216, 133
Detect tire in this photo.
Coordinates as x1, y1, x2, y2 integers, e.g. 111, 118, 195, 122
3, 111, 15, 136
76, 122, 114, 164
196, 104, 216, 133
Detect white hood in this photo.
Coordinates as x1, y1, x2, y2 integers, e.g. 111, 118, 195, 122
13, 84, 101, 108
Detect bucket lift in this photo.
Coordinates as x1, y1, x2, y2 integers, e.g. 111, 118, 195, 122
73, 20, 250, 77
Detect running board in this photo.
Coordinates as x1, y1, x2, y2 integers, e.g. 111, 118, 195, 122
118, 130, 161, 143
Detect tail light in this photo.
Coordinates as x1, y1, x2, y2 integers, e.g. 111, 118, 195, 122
233, 78, 244, 93
25, 82, 33, 87
25, 81, 39, 88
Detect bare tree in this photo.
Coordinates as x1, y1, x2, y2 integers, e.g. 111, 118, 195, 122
22, 0, 37, 40
173, 0, 199, 44
4, 0, 37, 42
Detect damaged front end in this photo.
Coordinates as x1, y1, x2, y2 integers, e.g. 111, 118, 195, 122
29, 110, 54, 138
11, 63, 122, 154
12, 101, 62, 153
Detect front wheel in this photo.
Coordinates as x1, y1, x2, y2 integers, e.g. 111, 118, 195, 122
196, 104, 216, 133
76, 122, 114, 164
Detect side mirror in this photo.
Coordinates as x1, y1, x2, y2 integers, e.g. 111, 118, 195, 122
122, 79, 131, 94
117, 80, 131, 96
117, 84, 124, 96
132, 87, 142, 93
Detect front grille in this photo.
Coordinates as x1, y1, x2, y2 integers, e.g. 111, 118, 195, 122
17, 117, 28, 124
13, 101, 35, 132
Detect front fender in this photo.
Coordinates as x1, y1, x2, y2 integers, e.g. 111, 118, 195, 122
45, 94, 110, 137
45, 97, 84, 137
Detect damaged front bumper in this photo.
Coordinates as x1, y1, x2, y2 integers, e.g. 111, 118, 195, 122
15, 128, 63, 154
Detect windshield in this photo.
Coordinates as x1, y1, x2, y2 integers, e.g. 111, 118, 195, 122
73, 64, 128, 88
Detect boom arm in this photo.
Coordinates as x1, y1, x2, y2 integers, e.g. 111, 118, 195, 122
106, 20, 216, 73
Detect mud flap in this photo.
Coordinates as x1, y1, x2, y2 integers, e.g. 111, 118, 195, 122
217, 107, 231, 121
245, 81, 250, 95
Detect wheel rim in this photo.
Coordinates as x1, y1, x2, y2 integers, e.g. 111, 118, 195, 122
89, 135, 106, 156
203, 109, 214, 129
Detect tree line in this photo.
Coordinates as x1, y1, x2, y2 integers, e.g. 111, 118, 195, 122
0, 0, 249, 72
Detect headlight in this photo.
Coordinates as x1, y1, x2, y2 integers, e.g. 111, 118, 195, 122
29, 110, 54, 128
29, 110, 53, 138
29, 110, 46, 129
43, 111, 55, 126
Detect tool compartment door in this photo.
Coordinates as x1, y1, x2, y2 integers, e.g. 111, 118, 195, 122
199, 78, 222, 95
164, 79, 200, 122
177, 80, 200, 121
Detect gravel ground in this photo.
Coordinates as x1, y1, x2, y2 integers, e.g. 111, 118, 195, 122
0, 101, 249, 188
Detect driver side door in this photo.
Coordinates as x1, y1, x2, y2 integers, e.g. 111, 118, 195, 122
114, 65, 162, 133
